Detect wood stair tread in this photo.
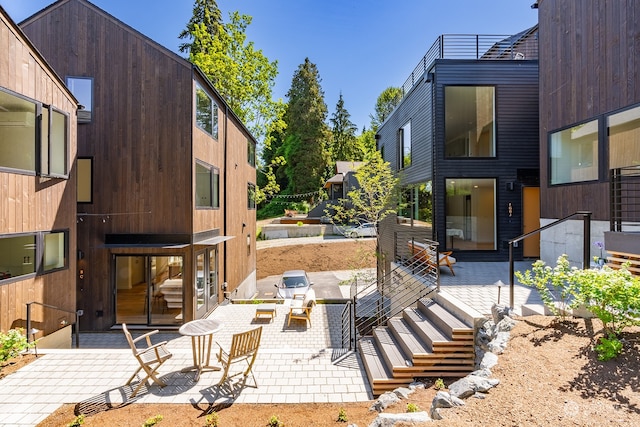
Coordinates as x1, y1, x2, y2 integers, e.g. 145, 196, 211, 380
388, 317, 433, 357
403, 307, 449, 345
419, 299, 473, 333
374, 327, 414, 372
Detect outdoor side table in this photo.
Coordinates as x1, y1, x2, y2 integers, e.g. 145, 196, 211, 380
179, 318, 223, 381
254, 303, 277, 322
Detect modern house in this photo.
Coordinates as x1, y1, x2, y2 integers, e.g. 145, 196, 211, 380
19, 0, 257, 331
535, 0, 640, 269
0, 7, 78, 339
375, 27, 539, 270
308, 160, 363, 220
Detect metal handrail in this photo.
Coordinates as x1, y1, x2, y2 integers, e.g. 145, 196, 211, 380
401, 32, 539, 96
507, 211, 592, 309
26, 301, 82, 348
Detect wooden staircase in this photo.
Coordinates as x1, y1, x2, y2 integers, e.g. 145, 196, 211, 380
359, 298, 476, 395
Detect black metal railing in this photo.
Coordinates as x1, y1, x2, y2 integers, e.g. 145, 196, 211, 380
341, 238, 439, 350
401, 32, 539, 96
26, 301, 82, 348
508, 211, 592, 309
610, 167, 640, 232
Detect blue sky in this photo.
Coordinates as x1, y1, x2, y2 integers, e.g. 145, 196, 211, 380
1, 0, 538, 132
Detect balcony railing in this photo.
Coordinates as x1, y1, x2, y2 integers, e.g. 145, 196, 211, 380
401, 30, 539, 96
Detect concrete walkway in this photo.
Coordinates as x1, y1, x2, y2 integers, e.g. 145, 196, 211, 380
0, 254, 544, 426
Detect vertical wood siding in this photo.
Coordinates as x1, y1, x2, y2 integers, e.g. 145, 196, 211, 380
0, 10, 77, 334
538, 0, 640, 220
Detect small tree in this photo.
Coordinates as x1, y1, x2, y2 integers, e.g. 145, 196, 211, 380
326, 150, 400, 238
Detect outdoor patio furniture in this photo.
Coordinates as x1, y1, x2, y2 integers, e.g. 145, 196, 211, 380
122, 323, 173, 397
254, 303, 277, 322
216, 326, 263, 387
287, 288, 316, 327
408, 240, 457, 275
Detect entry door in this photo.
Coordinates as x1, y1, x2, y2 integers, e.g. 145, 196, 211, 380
195, 248, 219, 318
523, 187, 540, 258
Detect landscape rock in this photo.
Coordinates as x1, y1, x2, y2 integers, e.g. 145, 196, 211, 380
369, 391, 401, 413
493, 316, 517, 333
429, 391, 464, 421
469, 368, 492, 378
393, 386, 414, 400
448, 375, 500, 399
487, 331, 511, 354
491, 303, 511, 323
479, 351, 499, 369
367, 411, 431, 426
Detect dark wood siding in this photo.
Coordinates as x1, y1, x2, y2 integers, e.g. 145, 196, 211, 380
538, 0, 640, 220
20, 0, 256, 330
378, 59, 539, 261
0, 9, 78, 335
433, 61, 539, 261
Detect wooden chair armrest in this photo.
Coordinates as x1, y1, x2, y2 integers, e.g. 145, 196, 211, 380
132, 329, 160, 345
135, 341, 169, 358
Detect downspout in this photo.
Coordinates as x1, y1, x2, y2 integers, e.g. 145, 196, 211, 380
223, 104, 229, 295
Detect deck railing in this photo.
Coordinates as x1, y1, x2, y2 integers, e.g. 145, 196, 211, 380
401, 32, 539, 96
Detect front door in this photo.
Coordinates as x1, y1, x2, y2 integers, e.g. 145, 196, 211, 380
522, 187, 540, 258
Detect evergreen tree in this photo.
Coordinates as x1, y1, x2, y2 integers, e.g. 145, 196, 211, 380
178, 0, 222, 56
370, 86, 403, 131
329, 93, 361, 163
283, 58, 329, 200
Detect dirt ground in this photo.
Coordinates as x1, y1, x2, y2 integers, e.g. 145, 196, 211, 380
4, 239, 639, 426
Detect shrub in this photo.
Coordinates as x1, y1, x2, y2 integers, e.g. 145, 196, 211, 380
205, 412, 219, 427
433, 378, 445, 390
337, 408, 348, 422
67, 414, 85, 427
0, 328, 34, 363
267, 415, 283, 426
406, 403, 420, 412
142, 415, 163, 427
595, 334, 623, 361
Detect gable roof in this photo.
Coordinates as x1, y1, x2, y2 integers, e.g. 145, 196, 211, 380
19, 0, 256, 143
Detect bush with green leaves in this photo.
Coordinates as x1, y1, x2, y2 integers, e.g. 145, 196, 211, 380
337, 407, 348, 422
66, 414, 85, 427
142, 415, 163, 427
517, 254, 640, 337
0, 328, 34, 363
595, 334, 623, 361
205, 412, 219, 427
267, 415, 283, 427
406, 403, 420, 412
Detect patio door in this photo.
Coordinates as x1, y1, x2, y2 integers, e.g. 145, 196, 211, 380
114, 255, 184, 326
195, 247, 219, 318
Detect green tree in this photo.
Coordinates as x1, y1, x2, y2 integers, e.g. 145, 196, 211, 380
327, 149, 400, 228
370, 86, 403, 130
184, 7, 281, 143
283, 58, 329, 199
178, 0, 222, 56
329, 93, 361, 163
357, 128, 377, 157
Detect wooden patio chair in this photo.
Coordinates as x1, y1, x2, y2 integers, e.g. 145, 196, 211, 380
287, 288, 316, 327
216, 326, 263, 387
122, 323, 173, 397
408, 240, 457, 276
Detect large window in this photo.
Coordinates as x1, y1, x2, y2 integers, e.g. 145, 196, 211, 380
0, 88, 69, 176
195, 84, 219, 139
66, 77, 93, 123
0, 89, 37, 172
399, 121, 411, 168
248, 183, 256, 209
195, 161, 219, 208
398, 182, 433, 227
0, 230, 68, 283
549, 119, 599, 185
445, 178, 496, 250
609, 105, 640, 169
445, 86, 495, 157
